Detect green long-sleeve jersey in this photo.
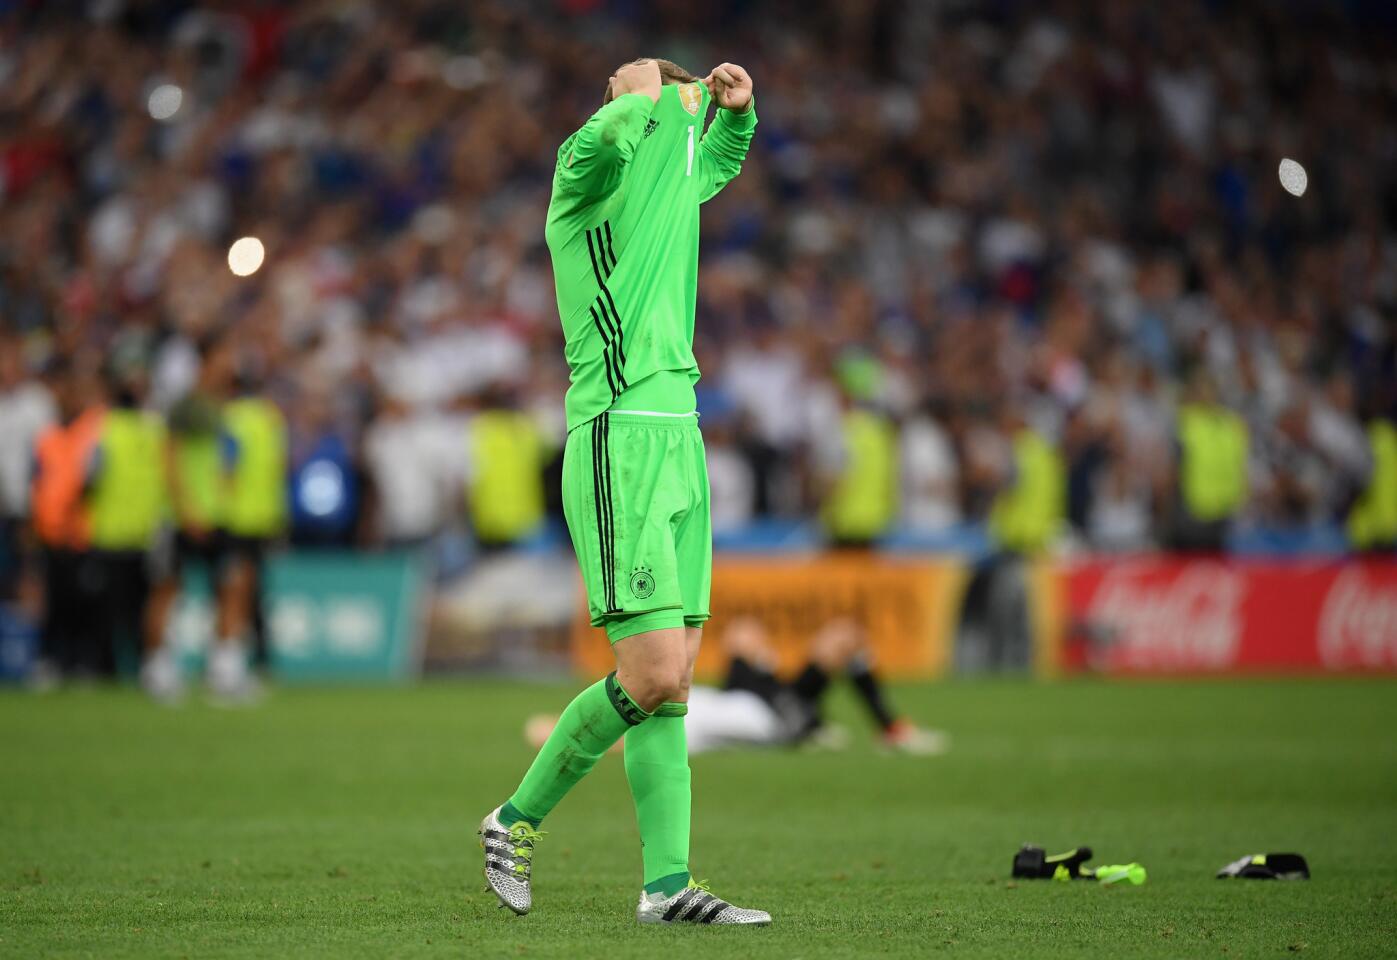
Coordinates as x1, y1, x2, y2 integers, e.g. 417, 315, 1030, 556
545, 81, 757, 431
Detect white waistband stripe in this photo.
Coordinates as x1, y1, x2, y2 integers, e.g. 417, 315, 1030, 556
607, 410, 698, 418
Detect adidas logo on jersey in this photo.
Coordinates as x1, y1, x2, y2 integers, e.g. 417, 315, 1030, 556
643, 119, 658, 138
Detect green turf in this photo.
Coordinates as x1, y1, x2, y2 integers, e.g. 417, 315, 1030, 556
2, 678, 1395, 959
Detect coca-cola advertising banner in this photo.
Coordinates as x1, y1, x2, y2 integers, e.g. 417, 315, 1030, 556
1062, 558, 1397, 674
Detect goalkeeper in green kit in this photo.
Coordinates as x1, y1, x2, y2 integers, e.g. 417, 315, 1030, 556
477, 58, 768, 926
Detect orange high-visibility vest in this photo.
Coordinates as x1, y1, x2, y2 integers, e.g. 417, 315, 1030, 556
31, 407, 105, 549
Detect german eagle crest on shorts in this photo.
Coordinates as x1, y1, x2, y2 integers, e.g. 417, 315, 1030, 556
630, 565, 656, 599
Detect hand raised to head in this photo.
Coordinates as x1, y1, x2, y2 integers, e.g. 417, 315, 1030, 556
702, 62, 753, 113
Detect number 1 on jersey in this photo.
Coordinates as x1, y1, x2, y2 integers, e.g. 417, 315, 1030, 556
686, 126, 694, 177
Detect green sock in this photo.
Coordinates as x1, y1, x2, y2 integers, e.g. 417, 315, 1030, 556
497, 800, 537, 829
504, 673, 649, 826
625, 707, 691, 896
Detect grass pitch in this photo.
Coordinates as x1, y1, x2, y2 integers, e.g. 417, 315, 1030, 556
2, 677, 1394, 959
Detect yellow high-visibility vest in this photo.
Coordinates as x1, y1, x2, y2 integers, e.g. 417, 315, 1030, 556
222, 397, 287, 539
89, 408, 166, 551
173, 432, 223, 530
469, 411, 546, 544
1178, 403, 1248, 522
1348, 419, 1397, 549
989, 428, 1065, 554
821, 408, 898, 542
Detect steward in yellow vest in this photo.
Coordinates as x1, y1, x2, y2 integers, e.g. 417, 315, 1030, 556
1348, 418, 1397, 552
1177, 404, 1248, 524
87, 374, 168, 677
89, 406, 167, 552
168, 393, 226, 539
820, 353, 899, 547
821, 405, 899, 546
212, 389, 287, 680
1170, 375, 1248, 551
468, 408, 547, 547
988, 426, 1065, 555
144, 385, 233, 701
959, 408, 1062, 673
222, 395, 288, 543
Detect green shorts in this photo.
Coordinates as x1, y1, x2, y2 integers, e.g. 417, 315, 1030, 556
562, 411, 712, 643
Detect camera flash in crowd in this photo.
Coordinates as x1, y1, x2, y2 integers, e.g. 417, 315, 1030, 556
1278, 158, 1308, 197
147, 83, 183, 122
227, 236, 266, 277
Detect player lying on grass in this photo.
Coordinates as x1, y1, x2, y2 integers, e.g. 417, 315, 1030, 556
477, 58, 767, 925
525, 618, 949, 755
686, 618, 948, 754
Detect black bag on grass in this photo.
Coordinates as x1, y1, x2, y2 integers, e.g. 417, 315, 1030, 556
1012, 844, 1094, 880
1216, 853, 1310, 880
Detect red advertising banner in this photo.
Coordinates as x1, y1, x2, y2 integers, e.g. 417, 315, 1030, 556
1062, 558, 1397, 674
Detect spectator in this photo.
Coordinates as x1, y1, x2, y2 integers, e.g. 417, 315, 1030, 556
0, 337, 55, 598
287, 382, 360, 548
363, 394, 462, 548
696, 389, 757, 537
0, 0, 1389, 581
900, 399, 961, 534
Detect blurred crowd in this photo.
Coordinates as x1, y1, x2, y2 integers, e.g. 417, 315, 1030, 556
1, 0, 1396, 652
